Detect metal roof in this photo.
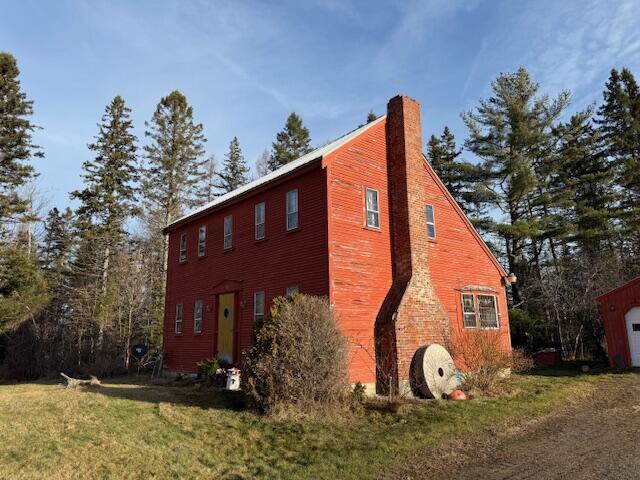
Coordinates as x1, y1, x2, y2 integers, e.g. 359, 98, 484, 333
166, 115, 387, 230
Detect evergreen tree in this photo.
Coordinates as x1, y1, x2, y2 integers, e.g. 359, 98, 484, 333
426, 127, 492, 225
142, 90, 207, 227
217, 137, 250, 194
255, 149, 270, 178
462, 68, 571, 304
269, 112, 312, 171
0, 52, 43, 233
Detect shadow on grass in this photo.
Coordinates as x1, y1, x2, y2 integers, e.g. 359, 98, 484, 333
528, 361, 639, 377
82, 376, 249, 412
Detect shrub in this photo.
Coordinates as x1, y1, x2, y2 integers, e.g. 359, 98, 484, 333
242, 294, 349, 416
453, 330, 533, 395
197, 358, 221, 378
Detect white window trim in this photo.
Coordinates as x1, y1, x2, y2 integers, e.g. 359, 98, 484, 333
254, 291, 265, 321
175, 303, 183, 334
198, 225, 206, 257
223, 215, 233, 250
365, 187, 380, 229
461, 292, 499, 330
426, 204, 436, 240
286, 286, 299, 297
193, 300, 203, 334
179, 234, 187, 263
255, 202, 265, 240
286, 189, 299, 231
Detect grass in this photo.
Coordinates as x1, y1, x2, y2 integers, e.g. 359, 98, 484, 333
0, 371, 613, 479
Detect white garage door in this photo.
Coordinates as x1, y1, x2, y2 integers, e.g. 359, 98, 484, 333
625, 307, 640, 367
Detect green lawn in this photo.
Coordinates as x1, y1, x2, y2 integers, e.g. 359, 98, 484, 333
0, 372, 606, 479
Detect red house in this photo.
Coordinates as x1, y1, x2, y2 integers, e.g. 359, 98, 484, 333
162, 95, 512, 393
597, 277, 640, 368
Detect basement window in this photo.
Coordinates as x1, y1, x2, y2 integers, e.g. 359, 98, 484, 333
175, 303, 183, 334
426, 204, 436, 239
193, 300, 203, 334
286, 189, 299, 230
223, 215, 233, 250
255, 202, 265, 240
198, 225, 206, 256
254, 291, 265, 322
461, 293, 499, 329
286, 286, 299, 297
365, 187, 380, 229
179, 234, 187, 263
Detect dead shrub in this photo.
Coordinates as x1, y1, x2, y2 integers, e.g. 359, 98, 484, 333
453, 330, 532, 396
242, 294, 349, 416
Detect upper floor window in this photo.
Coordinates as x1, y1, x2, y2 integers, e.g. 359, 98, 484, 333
426, 204, 436, 239
365, 187, 380, 229
223, 215, 233, 250
175, 303, 183, 334
286, 286, 299, 297
198, 225, 206, 256
179, 234, 187, 263
286, 189, 298, 230
193, 300, 203, 334
461, 293, 498, 329
255, 202, 265, 240
254, 291, 265, 322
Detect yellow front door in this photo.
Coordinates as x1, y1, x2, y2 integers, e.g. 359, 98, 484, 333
217, 293, 235, 364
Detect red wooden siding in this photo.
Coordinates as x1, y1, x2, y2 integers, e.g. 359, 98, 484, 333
163, 162, 330, 373
597, 277, 640, 367
325, 120, 392, 383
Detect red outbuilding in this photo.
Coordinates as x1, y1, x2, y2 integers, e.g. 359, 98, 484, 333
597, 277, 640, 368
162, 95, 513, 393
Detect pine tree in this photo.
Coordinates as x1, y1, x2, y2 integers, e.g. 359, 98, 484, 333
217, 137, 250, 194
142, 90, 207, 227
255, 149, 270, 178
0, 52, 43, 233
269, 112, 312, 171
595, 67, 640, 248
462, 68, 571, 304
426, 127, 492, 224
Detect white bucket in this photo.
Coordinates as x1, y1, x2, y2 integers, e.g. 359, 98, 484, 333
225, 368, 241, 391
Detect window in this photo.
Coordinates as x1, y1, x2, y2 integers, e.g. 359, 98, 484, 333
179, 234, 187, 263
286, 189, 298, 230
461, 293, 499, 329
461, 294, 477, 328
286, 286, 299, 297
255, 202, 265, 240
254, 291, 265, 322
198, 226, 206, 256
365, 187, 380, 229
426, 204, 436, 239
223, 215, 233, 250
175, 303, 183, 334
478, 295, 498, 328
193, 300, 203, 333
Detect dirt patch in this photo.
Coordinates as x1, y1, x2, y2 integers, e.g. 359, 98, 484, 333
380, 372, 640, 480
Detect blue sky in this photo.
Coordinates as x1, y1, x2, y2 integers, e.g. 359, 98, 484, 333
2, 0, 640, 211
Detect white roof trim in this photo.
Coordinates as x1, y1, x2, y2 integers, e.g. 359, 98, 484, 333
167, 115, 387, 229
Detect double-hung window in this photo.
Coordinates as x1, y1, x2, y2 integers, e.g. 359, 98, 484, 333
175, 303, 183, 334
254, 291, 265, 322
193, 300, 203, 334
426, 204, 436, 240
255, 202, 265, 240
223, 215, 233, 250
179, 234, 187, 263
365, 187, 380, 229
198, 226, 206, 256
286, 189, 298, 230
461, 293, 498, 329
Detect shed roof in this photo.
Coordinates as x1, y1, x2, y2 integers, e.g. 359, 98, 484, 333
164, 115, 386, 232
596, 276, 640, 302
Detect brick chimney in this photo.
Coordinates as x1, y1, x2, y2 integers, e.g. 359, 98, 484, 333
375, 95, 450, 395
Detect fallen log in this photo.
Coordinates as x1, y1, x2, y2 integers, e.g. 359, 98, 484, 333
60, 373, 101, 389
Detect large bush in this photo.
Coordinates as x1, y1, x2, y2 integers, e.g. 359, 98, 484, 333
243, 295, 349, 415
